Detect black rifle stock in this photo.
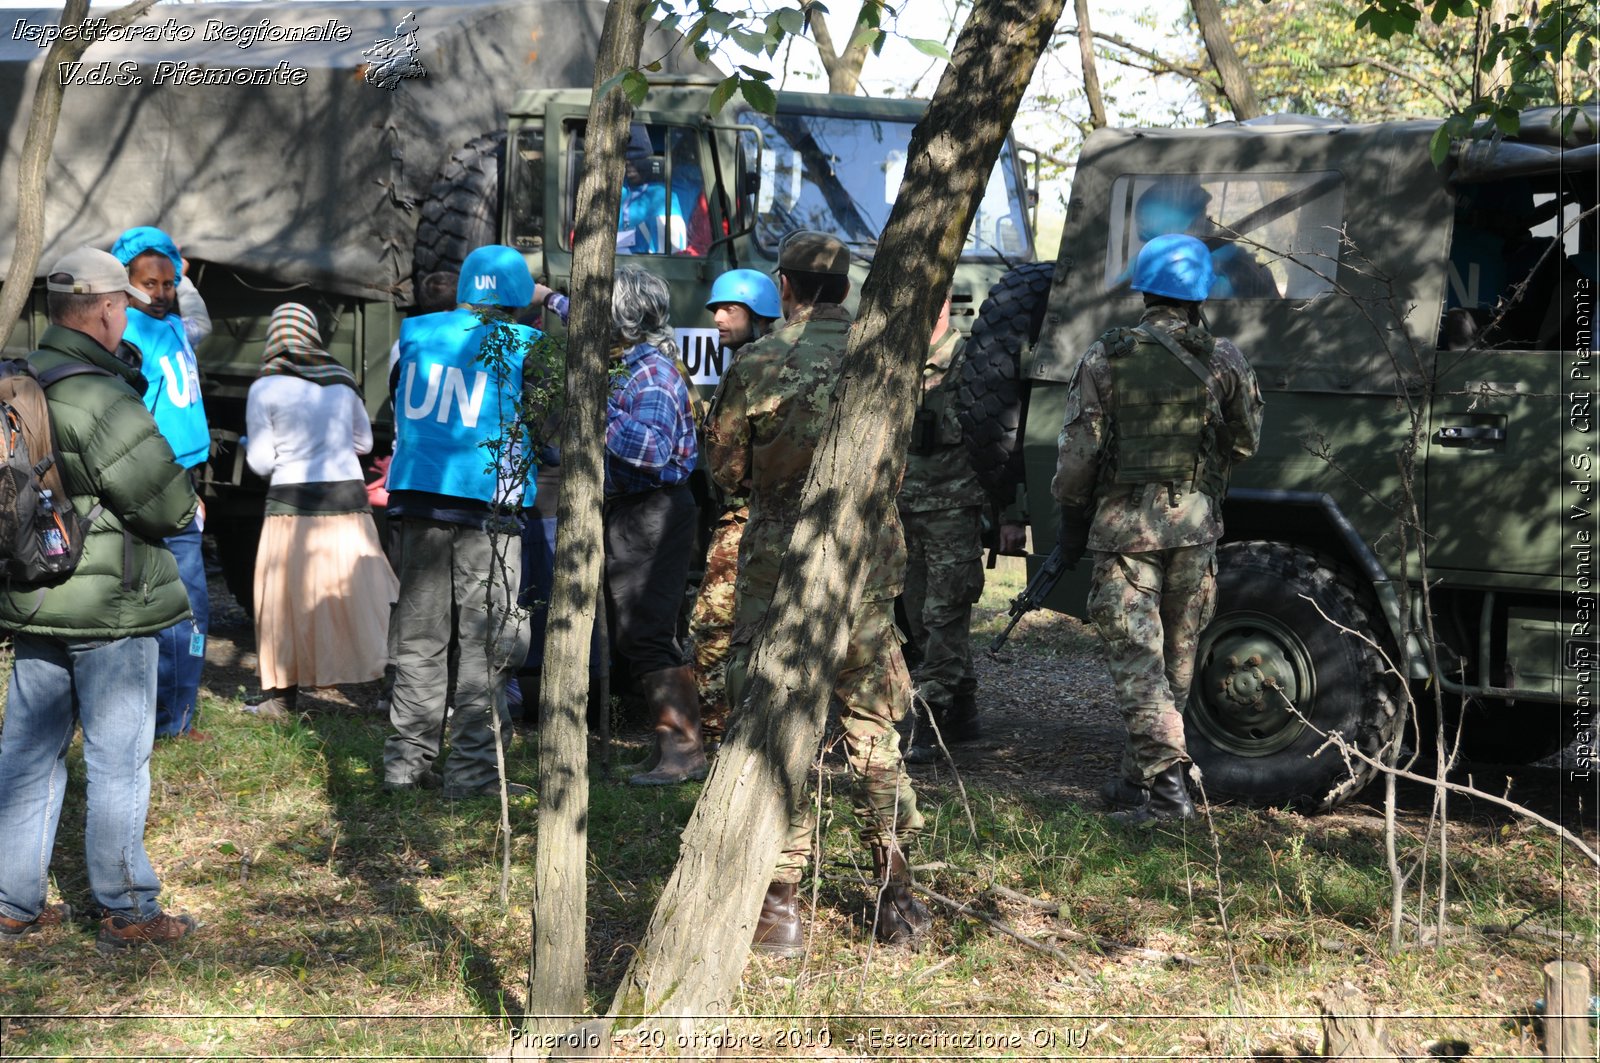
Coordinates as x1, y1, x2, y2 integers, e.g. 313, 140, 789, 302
987, 543, 1068, 655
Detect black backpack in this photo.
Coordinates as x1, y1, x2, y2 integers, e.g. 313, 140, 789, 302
0, 357, 113, 585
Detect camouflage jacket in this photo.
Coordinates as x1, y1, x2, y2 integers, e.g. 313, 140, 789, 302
898, 327, 986, 514
1051, 305, 1263, 553
706, 302, 906, 602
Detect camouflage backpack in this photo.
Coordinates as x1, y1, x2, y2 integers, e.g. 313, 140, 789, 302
0, 358, 112, 585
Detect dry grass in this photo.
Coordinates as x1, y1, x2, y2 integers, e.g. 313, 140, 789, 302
0, 572, 1595, 1061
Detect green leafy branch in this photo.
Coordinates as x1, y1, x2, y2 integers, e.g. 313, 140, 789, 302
598, 1, 952, 115
1356, 0, 1596, 162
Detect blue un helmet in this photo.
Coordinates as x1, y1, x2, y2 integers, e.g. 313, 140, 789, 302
1131, 233, 1215, 303
457, 245, 534, 308
705, 268, 781, 319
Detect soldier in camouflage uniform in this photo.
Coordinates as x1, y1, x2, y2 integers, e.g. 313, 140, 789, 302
690, 269, 781, 744
1051, 234, 1264, 825
899, 293, 987, 764
707, 231, 930, 954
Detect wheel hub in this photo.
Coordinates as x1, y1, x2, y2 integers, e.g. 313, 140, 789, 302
1189, 615, 1313, 756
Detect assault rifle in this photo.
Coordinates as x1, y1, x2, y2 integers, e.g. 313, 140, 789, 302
987, 543, 1069, 656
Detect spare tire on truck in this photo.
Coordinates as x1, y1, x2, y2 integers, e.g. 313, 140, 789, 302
957, 261, 1054, 508
1185, 541, 1402, 811
412, 131, 505, 307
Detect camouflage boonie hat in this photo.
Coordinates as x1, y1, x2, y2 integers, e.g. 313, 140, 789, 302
777, 230, 850, 275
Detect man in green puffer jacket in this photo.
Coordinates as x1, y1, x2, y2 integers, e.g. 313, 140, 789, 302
0, 247, 201, 954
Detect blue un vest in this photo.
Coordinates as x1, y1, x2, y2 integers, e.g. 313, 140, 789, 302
388, 309, 540, 504
123, 309, 209, 469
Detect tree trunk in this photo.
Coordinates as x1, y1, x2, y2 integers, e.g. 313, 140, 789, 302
1189, 0, 1261, 120
809, 5, 874, 95
527, 0, 645, 1031
1474, 0, 1521, 99
1318, 985, 1399, 1062
1541, 960, 1595, 1061
0, 0, 159, 347
606, 0, 1068, 1033
1073, 0, 1107, 129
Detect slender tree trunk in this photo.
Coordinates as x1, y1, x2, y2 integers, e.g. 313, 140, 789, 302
1073, 0, 1107, 128
809, 4, 875, 95
1189, 0, 1261, 119
0, 0, 159, 346
1474, 0, 1521, 99
527, 0, 645, 1030
607, 0, 1068, 1032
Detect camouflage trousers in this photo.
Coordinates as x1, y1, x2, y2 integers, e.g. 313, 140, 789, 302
689, 510, 744, 739
1086, 544, 1217, 783
900, 505, 984, 707
727, 594, 923, 884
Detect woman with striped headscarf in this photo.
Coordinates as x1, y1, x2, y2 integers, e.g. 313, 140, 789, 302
243, 303, 398, 719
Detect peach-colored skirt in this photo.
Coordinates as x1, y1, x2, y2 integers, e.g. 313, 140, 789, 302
253, 511, 399, 690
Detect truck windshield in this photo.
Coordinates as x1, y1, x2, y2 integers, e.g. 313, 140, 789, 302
740, 110, 1032, 261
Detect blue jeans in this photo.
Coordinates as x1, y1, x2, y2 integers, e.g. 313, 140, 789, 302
155, 517, 208, 737
0, 634, 164, 922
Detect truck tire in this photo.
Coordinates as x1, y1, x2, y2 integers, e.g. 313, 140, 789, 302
412, 131, 505, 306
957, 261, 1054, 508
1185, 541, 1400, 811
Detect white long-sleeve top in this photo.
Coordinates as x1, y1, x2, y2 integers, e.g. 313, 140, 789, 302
176, 276, 212, 348
245, 374, 372, 486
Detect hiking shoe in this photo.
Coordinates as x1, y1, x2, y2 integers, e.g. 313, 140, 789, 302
444, 780, 533, 799
96, 910, 197, 953
0, 902, 71, 943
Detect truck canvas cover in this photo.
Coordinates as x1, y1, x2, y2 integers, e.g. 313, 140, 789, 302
0, 0, 695, 299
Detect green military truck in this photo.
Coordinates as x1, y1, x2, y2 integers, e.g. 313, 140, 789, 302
962, 105, 1597, 809
0, 0, 1035, 599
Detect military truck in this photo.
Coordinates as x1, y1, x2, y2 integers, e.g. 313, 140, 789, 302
0, 0, 1035, 599
961, 106, 1597, 809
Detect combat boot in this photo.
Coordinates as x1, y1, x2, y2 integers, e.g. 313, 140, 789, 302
940, 678, 981, 743
752, 882, 803, 957
903, 681, 981, 765
628, 665, 708, 786
1109, 763, 1196, 826
1099, 774, 1147, 811
870, 843, 932, 946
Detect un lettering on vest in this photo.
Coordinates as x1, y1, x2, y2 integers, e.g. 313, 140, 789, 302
677, 327, 726, 386
158, 349, 201, 409
401, 362, 491, 428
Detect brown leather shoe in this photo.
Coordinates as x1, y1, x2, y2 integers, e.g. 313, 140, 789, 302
752, 882, 803, 957
96, 910, 197, 953
870, 844, 932, 946
0, 901, 71, 943
629, 665, 709, 786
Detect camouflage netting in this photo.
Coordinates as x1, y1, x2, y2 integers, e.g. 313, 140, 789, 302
0, 0, 696, 300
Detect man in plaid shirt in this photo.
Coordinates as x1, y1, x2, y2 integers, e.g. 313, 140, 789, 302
604, 268, 705, 786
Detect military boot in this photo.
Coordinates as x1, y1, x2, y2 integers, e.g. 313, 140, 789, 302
870, 843, 932, 946
941, 678, 981, 743
902, 700, 947, 765
628, 665, 709, 786
1109, 763, 1196, 826
752, 882, 803, 957
1099, 774, 1147, 811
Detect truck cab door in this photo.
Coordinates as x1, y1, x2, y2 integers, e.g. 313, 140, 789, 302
1424, 179, 1588, 579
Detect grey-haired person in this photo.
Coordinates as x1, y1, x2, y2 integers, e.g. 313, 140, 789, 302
605, 267, 704, 786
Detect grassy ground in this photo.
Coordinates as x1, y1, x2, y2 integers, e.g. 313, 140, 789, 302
0, 572, 1595, 1060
